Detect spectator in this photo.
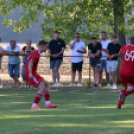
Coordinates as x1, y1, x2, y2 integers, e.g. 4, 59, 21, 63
69, 33, 87, 87
21, 39, 35, 88
88, 37, 102, 88
0, 37, 4, 88
48, 31, 66, 87
5, 40, 21, 88
107, 35, 121, 89
99, 31, 111, 88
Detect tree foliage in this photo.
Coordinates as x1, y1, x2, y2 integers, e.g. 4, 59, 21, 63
0, 0, 134, 44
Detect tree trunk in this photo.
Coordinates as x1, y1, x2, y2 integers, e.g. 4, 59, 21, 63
113, 0, 126, 82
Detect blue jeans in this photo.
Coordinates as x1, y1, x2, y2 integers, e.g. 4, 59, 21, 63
21, 64, 26, 81
8, 63, 20, 78
100, 59, 107, 71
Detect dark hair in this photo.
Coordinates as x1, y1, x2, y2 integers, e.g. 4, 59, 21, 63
91, 37, 97, 40
130, 37, 134, 44
54, 30, 60, 34
38, 40, 48, 46
26, 39, 32, 43
101, 31, 107, 34
75, 33, 80, 35
10, 40, 16, 44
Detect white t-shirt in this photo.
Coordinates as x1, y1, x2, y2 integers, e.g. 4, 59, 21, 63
70, 40, 86, 63
101, 39, 111, 59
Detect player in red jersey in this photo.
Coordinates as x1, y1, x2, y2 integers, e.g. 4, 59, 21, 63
25, 40, 57, 109
117, 37, 134, 109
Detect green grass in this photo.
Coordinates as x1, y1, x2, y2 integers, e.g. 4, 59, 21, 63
0, 85, 134, 134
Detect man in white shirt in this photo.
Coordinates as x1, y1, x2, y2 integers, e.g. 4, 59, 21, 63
69, 33, 87, 87
99, 31, 111, 88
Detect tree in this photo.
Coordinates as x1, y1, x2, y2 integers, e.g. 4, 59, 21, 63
0, 0, 134, 80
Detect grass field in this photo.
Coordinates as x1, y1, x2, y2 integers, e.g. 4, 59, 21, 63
0, 85, 134, 134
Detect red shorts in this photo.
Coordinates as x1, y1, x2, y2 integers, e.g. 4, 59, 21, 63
25, 71, 44, 88
120, 73, 134, 86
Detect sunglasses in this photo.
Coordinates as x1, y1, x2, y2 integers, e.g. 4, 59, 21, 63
113, 37, 117, 39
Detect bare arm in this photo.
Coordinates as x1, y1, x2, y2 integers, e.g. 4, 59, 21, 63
88, 50, 95, 58
77, 48, 87, 54
54, 47, 65, 58
70, 40, 76, 49
94, 50, 101, 57
28, 59, 34, 79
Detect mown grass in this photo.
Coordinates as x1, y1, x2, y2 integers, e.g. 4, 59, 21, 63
0, 85, 134, 134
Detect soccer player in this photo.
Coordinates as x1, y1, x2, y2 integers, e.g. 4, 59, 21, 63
117, 36, 134, 109
25, 40, 57, 109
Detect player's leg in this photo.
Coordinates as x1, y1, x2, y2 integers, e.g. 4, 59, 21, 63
43, 80, 57, 108
117, 73, 128, 109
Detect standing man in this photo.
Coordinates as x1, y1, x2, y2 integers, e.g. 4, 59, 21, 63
69, 33, 87, 87
99, 31, 111, 88
5, 40, 21, 88
49, 31, 66, 87
88, 37, 102, 88
107, 35, 121, 89
21, 39, 35, 88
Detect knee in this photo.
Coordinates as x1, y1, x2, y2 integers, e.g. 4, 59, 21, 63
44, 81, 50, 90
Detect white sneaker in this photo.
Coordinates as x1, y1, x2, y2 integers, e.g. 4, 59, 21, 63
78, 83, 82, 87
53, 83, 58, 87
112, 85, 117, 89
98, 84, 101, 87
69, 83, 74, 87
107, 84, 112, 89
57, 83, 61, 87
0, 85, 3, 88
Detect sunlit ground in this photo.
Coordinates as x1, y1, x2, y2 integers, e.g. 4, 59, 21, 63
0, 84, 134, 134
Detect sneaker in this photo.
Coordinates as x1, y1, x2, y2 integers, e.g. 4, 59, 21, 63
117, 102, 122, 109
31, 105, 40, 109
53, 83, 58, 87
0, 85, 3, 88
112, 85, 117, 89
107, 84, 112, 89
69, 83, 74, 87
93, 84, 97, 88
45, 103, 57, 108
57, 83, 61, 87
78, 83, 82, 87
120, 93, 126, 104
98, 84, 101, 87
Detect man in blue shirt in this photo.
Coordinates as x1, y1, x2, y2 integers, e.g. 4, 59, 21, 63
5, 40, 21, 88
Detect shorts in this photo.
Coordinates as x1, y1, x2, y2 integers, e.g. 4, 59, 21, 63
72, 61, 83, 72
107, 60, 118, 73
8, 63, 20, 78
120, 73, 134, 86
100, 59, 107, 71
50, 59, 62, 70
90, 58, 101, 68
25, 70, 44, 88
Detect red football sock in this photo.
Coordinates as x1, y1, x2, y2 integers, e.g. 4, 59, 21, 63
118, 90, 126, 101
44, 91, 50, 101
33, 94, 42, 104
126, 86, 134, 96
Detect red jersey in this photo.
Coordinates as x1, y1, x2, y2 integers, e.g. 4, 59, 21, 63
120, 45, 134, 77
25, 50, 40, 74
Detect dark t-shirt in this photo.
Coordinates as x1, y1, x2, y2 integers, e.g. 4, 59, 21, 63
22, 46, 35, 64
107, 42, 121, 60
49, 39, 66, 60
88, 42, 102, 59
